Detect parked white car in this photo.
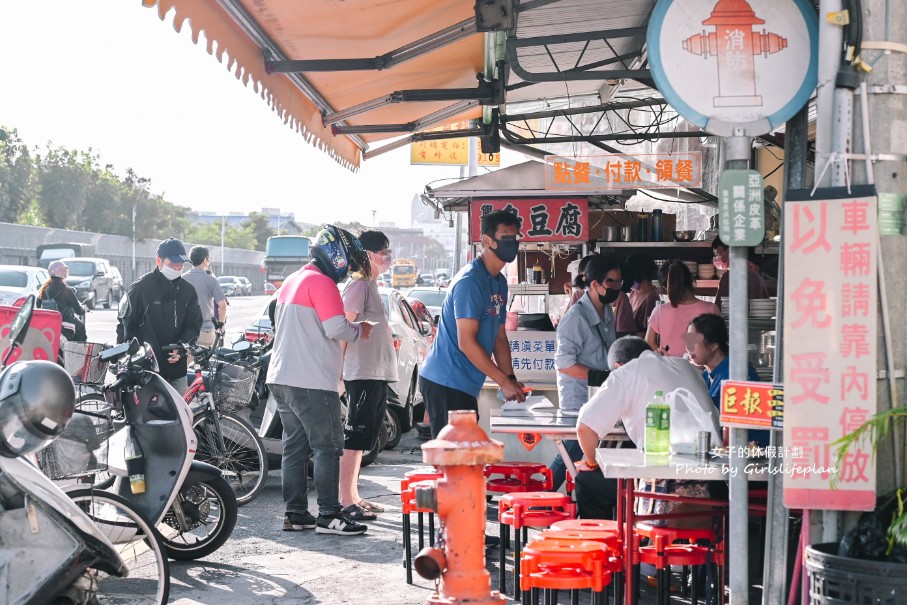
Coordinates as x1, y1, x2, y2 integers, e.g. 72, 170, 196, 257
0, 265, 50, 307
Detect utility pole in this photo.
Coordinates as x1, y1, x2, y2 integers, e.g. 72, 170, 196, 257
372, 209, 377, 226
220, 215, 226, 276
131, 201, 136, 283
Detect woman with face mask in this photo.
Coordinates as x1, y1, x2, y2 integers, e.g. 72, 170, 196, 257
645, 261, 718, 357
550, 254, 621, 490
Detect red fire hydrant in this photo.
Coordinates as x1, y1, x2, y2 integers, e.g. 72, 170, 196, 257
681, 0, 787, 107
414, 410, 505, 605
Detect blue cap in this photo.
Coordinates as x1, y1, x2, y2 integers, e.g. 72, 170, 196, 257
156, 238, 189, 263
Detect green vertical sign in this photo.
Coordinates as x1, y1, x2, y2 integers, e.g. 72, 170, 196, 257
718, 169, 765, 246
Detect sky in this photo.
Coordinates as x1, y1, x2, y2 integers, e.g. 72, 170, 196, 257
0, 0, 513, 228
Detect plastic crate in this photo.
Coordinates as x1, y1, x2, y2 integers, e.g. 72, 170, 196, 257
62, 341, 109, 384
38, 401, 113, 480
806, 542, 905, 604
210, 362, 258, 414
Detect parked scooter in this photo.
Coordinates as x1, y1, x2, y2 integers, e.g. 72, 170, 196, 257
0, 295, 167, 604
88, 337, 239, 560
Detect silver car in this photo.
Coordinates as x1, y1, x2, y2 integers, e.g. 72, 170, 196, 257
0, 266, 49, 307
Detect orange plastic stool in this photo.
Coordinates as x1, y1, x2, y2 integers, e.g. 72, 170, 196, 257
541, 527, 624, 604
552, 518, 620, 533
498, 491, 576, 600
520, 537, 612, 605
400, 472, 441, 585
485, 462, 553, 495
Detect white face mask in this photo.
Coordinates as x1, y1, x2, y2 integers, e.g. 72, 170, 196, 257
160, 265, 182, 281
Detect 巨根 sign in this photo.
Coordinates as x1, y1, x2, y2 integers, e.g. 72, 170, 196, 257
782, 186, 878, 511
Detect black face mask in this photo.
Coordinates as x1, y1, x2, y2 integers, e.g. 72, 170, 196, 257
491, 236, 519, 264
597, 286, 620, 305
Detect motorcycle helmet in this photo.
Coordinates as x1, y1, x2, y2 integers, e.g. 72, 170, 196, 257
0, 361, 76, 458
310, 225, 371, 283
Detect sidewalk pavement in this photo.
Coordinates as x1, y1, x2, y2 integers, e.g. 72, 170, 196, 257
168, 429, 753, 604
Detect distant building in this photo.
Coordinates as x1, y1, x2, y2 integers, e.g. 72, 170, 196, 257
410, 194, 465, 270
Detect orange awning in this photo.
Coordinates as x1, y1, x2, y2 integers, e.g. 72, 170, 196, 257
141, 0, 485, 169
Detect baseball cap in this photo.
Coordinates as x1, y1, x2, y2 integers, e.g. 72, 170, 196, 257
48, 260, 68, 278
156, 238, 190, 263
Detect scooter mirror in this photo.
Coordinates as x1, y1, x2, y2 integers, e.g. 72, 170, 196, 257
7, 295, 35, 350
232, 340, 252, 353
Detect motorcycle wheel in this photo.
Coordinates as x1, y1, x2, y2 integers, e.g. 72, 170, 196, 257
66, 489, 170, 605
158, 476, 238, 560
192, 412, 268, 506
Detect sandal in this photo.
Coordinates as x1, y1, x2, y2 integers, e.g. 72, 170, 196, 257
342, 504, 377, 521
357, 499, 385, 513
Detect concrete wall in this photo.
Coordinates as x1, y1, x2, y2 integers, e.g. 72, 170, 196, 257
0, 222, 266, 290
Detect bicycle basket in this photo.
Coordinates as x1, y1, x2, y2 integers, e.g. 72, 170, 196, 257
62, 341, 109, 384
37, 400, 113, 480
210, 362, 259, 414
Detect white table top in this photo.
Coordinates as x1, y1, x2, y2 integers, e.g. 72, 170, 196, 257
490, 409, 628, 441
595, 448, 768, 481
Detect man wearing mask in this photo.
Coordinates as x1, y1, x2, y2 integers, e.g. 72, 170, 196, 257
117, 238, 202, 394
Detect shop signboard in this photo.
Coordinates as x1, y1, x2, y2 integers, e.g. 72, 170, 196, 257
410, 121, 500, 166
647, 0, 818, 136
544, 153, 702, 190
782, 186, 878, 511
470, 199, 589, 243
720, 380, 782, 429
718, 169, 765, 246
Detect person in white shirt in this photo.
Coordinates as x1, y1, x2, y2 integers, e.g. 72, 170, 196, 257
573, 336, 717, 519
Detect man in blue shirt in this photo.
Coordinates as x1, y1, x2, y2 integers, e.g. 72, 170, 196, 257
420, 209, 527, 438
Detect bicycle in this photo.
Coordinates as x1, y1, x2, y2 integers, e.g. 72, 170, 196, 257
172, 334, 269, 506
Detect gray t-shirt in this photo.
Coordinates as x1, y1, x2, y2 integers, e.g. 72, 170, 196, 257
181, 268, 226, 330
342, 279, 398, 382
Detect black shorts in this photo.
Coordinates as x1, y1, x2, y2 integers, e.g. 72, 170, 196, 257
419, 376, 478, 438
343, 379, 388, 451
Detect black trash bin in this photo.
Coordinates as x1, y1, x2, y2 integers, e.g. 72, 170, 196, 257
805, 542, 906, 604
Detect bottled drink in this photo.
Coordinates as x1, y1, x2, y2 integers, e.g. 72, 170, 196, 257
124, 427, 146, 495
652, 209, 664, 242
644, 390, 671, 454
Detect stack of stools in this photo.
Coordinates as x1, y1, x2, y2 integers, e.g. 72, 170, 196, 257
520, 537, 612, 605
400, 468, 443, 584
551, 519, 624, 604
633, 524, 724, 605
485, 462, 553, 497
498, 491, 576, 600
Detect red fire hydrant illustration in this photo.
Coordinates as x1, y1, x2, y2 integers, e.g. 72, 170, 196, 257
681, 0, 787, 107
414, 410, 505, 605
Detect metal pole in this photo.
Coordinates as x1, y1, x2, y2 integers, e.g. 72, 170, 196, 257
726, 134, 751, 605
761, 104, 809, 605
221, 216, 226, 276
814, 0, 844, 188
131, 201, 136, 283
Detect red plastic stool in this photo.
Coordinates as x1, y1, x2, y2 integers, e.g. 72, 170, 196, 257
498, 491, 576, 600
552, 519, 619, 533
485, 462, 553, 495
542, 528, 624, 604
520, 537, 612, 605
633, 525, 724, 605
400, 472, 441, 585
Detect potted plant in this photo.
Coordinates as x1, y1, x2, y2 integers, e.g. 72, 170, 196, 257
802, 409, 907, 603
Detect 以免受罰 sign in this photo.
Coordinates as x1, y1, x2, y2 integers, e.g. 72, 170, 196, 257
718, 169, 765, 245
410, 121, 500, 166
544, 153, 702, 190
782, 186, 878, 511
647, 0, 818, 136
720, 380, 782, 429
470, 199, 589, 243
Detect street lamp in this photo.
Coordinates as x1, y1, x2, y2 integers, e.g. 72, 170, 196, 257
131, 201, 136, 283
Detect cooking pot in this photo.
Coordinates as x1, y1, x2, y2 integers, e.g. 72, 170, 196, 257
620, 225, 635, 242
601, 225, 619, 242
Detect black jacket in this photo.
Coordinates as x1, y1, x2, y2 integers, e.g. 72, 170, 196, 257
38, 278, 87, 341
117, 269, 202, 380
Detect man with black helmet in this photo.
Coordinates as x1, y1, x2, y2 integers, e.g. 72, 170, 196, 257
266, 225, 374, 536
116, 238, 202, 394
